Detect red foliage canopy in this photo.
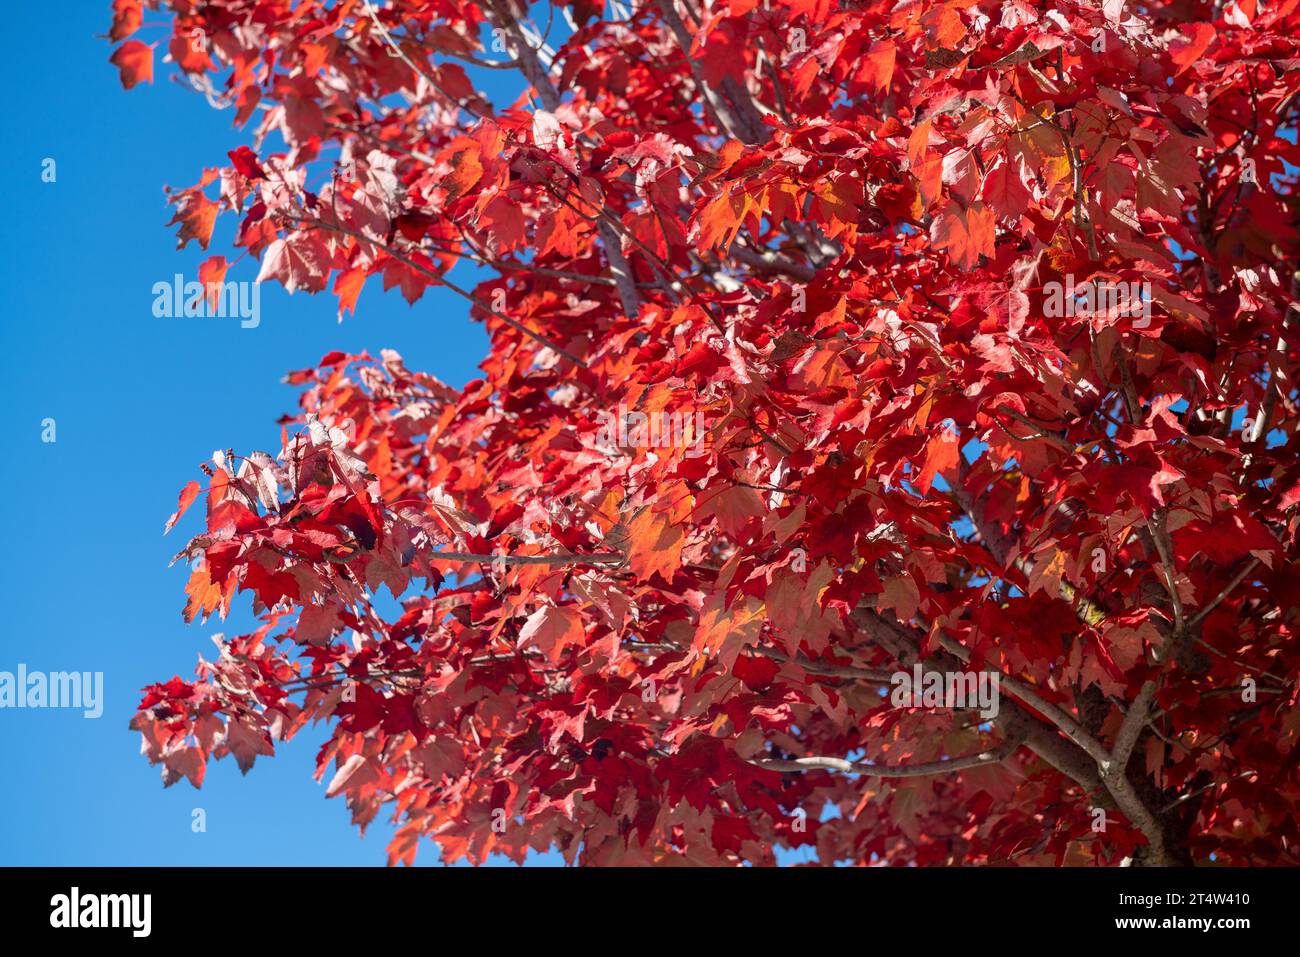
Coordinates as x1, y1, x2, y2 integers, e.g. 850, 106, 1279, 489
112, 0, 1300, 865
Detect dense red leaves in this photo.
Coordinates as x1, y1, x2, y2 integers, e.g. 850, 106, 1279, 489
114, 0, 1300, 866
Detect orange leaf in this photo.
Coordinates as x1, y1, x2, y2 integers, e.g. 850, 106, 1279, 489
907, 118, 933, 169
626, 506, 684, 583
207, 467, 230, 520
765, 564, 835, 656
441, 139, 483, 201
165, 480, 203, 533
199, 256, 228, 312
693, 594, 764, 671
109, 0, 142, 41
858, 39, 896, 92
333, 265, 367, 316
326, 754, 379, 798
183, 565, 223, 623
1170, 23, 1216, 76
168, 192, 218, 251
694, 185, 747, 253
916, 429, 960, 494
930, 201, 995, 270
109, 40, 153, 90
913, 156, 944, 211
518, 604, 585, 663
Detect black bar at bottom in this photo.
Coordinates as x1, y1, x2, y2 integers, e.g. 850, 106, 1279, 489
0, 865, 1278, 943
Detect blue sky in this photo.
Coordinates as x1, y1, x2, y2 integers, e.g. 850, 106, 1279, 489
0, 2, 569, 866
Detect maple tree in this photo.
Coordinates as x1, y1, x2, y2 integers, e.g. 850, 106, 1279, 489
109, 0, 1300, 866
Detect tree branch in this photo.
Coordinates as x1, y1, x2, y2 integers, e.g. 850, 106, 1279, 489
1187, 557, 1260, 630
656, 0, 761, 143
483, 1, 643, 317
750, 732, 1025, 778
285, 214, 589, 367
431, 550, 624, 567
1096, 681, 1178, 865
